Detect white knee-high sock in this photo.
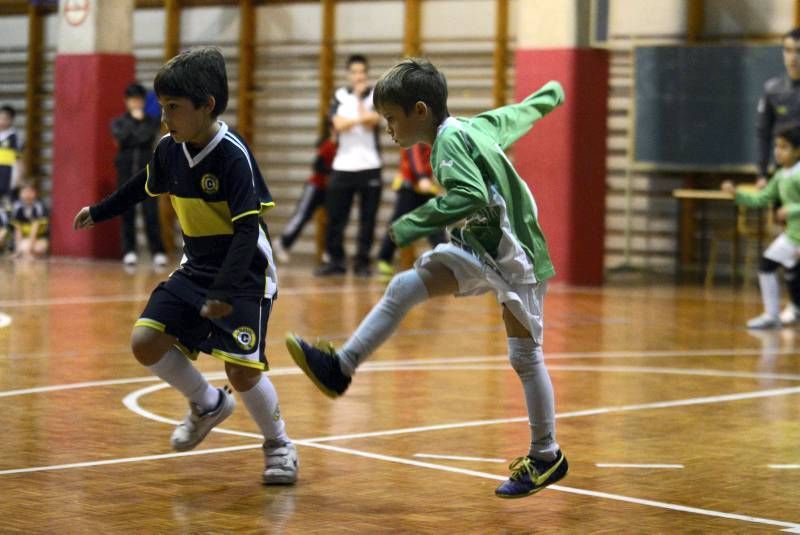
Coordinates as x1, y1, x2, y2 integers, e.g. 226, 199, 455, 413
759, 272, 781, 318
239, 375, 289, 444
508, 337, 559, 461
147, 347, 219, 411
338, 269, 429, 376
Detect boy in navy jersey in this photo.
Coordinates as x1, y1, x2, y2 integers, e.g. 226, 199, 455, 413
74, 47, 297, 485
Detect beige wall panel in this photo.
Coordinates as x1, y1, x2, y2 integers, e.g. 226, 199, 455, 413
57, 0, 133, 54
336, 1, 403, 41
517, 0, 586, 47
704, 0, 794, 37
609, 0, 687, 37
421, 0, 514, 41
95, 1, 134, 53
133, 10, 166, 46
257, 4, 322, 43
0, 16, 28, 47
181, 7, 239, 45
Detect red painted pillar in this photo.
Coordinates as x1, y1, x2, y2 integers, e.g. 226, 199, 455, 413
50, 1, 136, 258
512, 2, 608, 285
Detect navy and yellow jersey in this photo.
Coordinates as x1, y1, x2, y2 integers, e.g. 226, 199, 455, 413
0, 128, 20, 168
0, 128, 21, 194
11, 200, 48, 238
145, 122, 277, 298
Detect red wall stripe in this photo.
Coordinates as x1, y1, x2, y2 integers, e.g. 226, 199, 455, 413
51, 54, 136, 258
513, 48, 609, 285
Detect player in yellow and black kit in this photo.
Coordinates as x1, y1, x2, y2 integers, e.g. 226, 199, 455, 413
73, 47, 298, 485
0, 105, 22, 207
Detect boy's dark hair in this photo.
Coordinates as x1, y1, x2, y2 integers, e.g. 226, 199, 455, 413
776, 123, 800, 148
373, 57, 449, 126
0, 104, 15, 119
154, 47, 228, 117
124, 83, 147, 99
346, 54, 368, 69
784, 27, 800, 41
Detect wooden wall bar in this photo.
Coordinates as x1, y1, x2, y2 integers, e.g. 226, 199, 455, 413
687, 0, 705, 42
23, 2, 44, 184
404, 0, 421, 57
237, 0, 256, 143
493, 0, 508, 107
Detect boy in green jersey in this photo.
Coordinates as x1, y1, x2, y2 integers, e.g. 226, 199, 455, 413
287, 58, 567, 498
723, 124, 800, 329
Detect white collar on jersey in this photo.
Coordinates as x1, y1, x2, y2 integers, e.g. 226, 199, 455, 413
182, 121, 228, 168
436, 116, 460, 136
0, 127, 17, 143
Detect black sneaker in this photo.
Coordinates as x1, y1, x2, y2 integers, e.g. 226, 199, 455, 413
353, 262, 372, 277
494, 450, 568, 499
314, 262, 346, 277
285, 334, 351, 398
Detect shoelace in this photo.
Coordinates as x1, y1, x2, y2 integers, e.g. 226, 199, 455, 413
507, 456, 538, 481
313, 339, 337, 355
265, 447, 294, 469
185, 385, 231, 428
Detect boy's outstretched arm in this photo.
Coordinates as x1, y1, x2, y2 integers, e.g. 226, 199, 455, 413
470, 80, 565, 151
733, 176, 779, 209
74, 167, 149, 229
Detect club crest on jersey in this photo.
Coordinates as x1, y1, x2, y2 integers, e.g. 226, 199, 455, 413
233, 326, 256, 351
201, 173, 220, 194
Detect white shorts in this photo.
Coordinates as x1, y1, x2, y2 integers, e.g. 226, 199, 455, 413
414, 243, 546, 345
764, 233, 800, 269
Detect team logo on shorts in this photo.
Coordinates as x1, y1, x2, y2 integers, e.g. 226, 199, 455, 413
233, 326, 256, 351
201, 173, 220, 194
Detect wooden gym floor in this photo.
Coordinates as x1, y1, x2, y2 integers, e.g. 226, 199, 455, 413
0, 257, 798, 533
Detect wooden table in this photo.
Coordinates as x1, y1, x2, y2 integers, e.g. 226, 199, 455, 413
672, 188, 737, 283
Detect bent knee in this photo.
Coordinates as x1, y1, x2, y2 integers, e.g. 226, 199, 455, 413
225, 362, 261, 391
502, 306, 531, 338
130, 326, 172, 366
509, 348, 544, 375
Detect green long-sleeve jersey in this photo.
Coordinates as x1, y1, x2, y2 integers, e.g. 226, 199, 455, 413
391, 81, 565, 283
735, 161, 800, 244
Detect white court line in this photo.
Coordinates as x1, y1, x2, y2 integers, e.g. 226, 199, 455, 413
3, 436, 796, 531
363, 363, 800, 383
0, 286, 378, 308
302, 441, 800, 532
0, 274, 756, 308
770, 465, 800, 469
0, 444, 263, 476
0, 376, 166, 398
5, 349, 800, 398
302, 385, 800, 443
0, 312, 11, 328
413, 453, 507, 463
596, 463, 684, 469
2, 344, 799, 369
6, 373, 800, 530
10, 374, 793, 475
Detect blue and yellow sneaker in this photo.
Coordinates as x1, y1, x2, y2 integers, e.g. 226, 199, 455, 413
495, 450, 568, 498
377, 260, 394, 282
285, 334, 351, 398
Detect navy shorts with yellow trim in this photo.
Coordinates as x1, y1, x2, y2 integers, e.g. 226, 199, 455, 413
135, 272, 272, 370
